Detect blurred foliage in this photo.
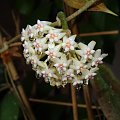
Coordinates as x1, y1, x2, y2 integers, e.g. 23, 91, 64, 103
92, 65, 120, 120
0, 92, 20, 120
0, 0, 120, 120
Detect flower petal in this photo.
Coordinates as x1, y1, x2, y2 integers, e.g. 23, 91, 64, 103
78, 42, 87, 50
88, 41, 96, 50
94, 49, 101, 58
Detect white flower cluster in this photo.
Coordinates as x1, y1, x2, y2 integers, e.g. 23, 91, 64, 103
21, 20, 108, 87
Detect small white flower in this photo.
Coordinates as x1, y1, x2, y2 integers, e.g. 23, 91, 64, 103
54, 63, 67, 73
34, 20, 53, 33
46, 29, 66, 42
33, 38, 47, 52
73, 77, 83, 86
62, 69, 75, 81
21, 29, 28, 41
34, 20, 44, 32
45, 44, 62, 59
92, 49, 108, 67
26, 25, 35, 38
53, 54, 69, 73
23, 41, 29, 54
62, 35, 76, 52
23, 41, 35, 55
29, 55, 39, 68
41, 67, 58, 83
71, 59, 87, 74
83, 67, 99, 84
76, 41, 96, 61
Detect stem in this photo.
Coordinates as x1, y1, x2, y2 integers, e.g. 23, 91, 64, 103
66, 0, 98, 22
83, 85, 94, 120
63, 5, 79, 120
57, 11, 68, 30
7, 34, 21, 45
29, 98, 100, 109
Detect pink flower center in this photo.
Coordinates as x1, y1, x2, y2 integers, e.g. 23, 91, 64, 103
58, 64, 64, 69
50, 34, 57, 39
28, 30, 32, 35
36, 24, 43, 29
48, 52, 55, 57
88, 75, 94, 80
86, 50, 91, 56
95, 60, 102, 65
66, 41, 71, 48
35, 43, 40, 48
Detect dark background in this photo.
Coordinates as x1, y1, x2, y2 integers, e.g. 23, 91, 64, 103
0, 0, 120, 120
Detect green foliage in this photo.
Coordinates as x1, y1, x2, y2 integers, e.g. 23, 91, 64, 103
0, 92, 20, 120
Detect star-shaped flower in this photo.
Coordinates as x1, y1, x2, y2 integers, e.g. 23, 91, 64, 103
45, 44, 62, 60
53, 54, 71, 73
34, 20, 52, 33
71, 59, 87, 74
39, 63, 58, 83
27, 55, 39, 68
21, 29, 28, 41
62, 69, 75, 81
33, 37, 47, 53
62, 35, 76, 52
46, 29, 66, 43
76, 41, 96, 62
23, 41, 35, 55
83, 67, 99, 84
92, 49, 108, 67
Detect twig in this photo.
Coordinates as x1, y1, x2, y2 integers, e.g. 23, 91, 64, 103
83, 85, 94, 120
0, 25, 11, 38
0, 85, 9, 92
71, 85, 79, 120
7, 34, 21, 45
0, 33, 4, 48
9, 42, 22, 47
29, 98, 101, 109
79, 30, 119, 37
12, 11, 20, 35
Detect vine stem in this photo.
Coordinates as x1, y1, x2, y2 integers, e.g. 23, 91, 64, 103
66, 0, 98, 22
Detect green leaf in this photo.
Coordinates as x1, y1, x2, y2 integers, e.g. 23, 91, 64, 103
0, 92, 20, 120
